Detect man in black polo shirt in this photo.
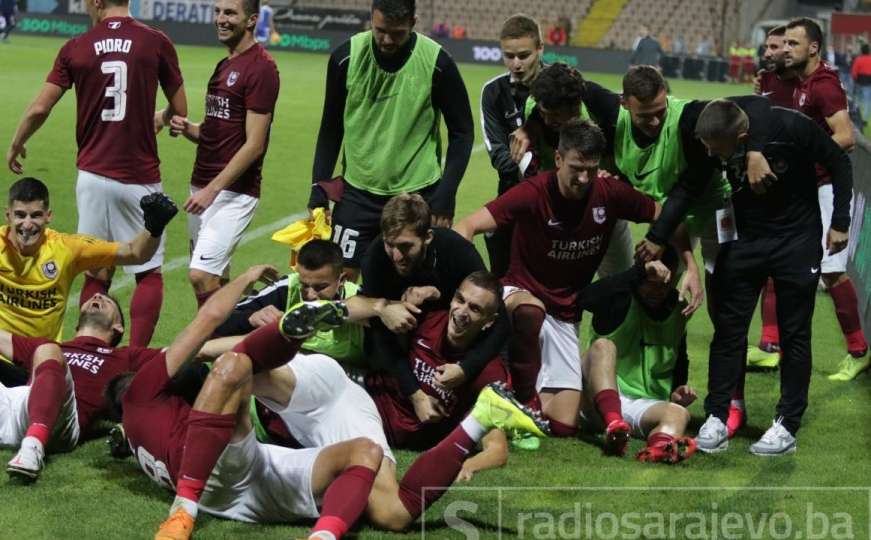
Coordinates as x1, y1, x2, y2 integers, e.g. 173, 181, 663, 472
693, 100, 852, 456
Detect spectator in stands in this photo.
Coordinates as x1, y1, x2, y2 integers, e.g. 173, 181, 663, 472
630, 25, 663, 67
432, 22, 449, 38
547, 21, 567, 47
696, 37, 713, 56
451, 24, 467, 40
0, 0, 14, 42
558, 15, 572, 43
672, 34, 687, 55
851, 43, 871, 122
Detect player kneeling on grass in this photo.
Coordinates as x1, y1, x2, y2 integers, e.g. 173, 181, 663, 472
105, 265, 384, 540
190, 295, 548, 533
581, 247, 697, 463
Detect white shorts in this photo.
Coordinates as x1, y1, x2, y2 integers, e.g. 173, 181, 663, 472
0, 366, 79, 452
76, 170, 165, 274
504, 286, 582, 393
199, 430, 322, 523
188, 188, 258, 276
619, 394, 663, 439
597, 219, 633, 277
258, 353, 395, 463
818, 184, 853, 273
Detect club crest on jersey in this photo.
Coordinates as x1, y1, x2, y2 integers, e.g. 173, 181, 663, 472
592, 206, 606, 224
42, 261, 58, 279
798, 92, 807, 107
108, 21, 122, 29
227, 71, 239, 87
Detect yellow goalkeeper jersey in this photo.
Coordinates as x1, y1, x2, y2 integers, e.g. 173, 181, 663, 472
0, 226, 119, 340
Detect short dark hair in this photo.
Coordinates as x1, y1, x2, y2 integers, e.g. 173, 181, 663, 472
372, 0, 415, 22
862, 43, 870, 55
622, 65, 667, 102
76, 294, 126, 347
243, 0, 260, 17
500, 14, 541, 46
381, 193, 431, 239
786, 17, 824, 51
8, 177, 49, 208
462, 270, 504, 307
530, 63, 585, 110
104, 372, 135, 421
558, 118, 607, 158
298, 239, 343, 274
767, 25, 786, 37
695, 99, 749, 141
104, 0, 130, 6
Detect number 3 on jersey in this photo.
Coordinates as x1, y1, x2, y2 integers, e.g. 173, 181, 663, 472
101, 60, 128, 122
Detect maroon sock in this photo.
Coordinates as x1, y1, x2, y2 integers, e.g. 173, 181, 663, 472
829, 279, 869, 356
312, 465, 376, 539
231, 321, 302, 374
547, 416, 579, 438
594, 389, 623, 426
760, 279, 779, 348
130, 271, 163, 347
79, 275, 110, 308
647, 431, 674, 448
195, 288, 217, 309
26, 361, 66, 446
508, 304, 545, 404
398, 426, 476, 519
176, 410, 236, 503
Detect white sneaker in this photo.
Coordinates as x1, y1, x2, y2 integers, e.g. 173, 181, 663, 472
695, 415, 729, 453
7, 436, 45, 481
750, 418, 796, 456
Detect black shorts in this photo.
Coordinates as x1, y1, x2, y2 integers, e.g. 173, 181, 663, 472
331, 181, 439, 268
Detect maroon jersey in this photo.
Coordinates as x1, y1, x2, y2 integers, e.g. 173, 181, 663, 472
487, 171, 656, 322
46, 17, 183, 184
758, 71, 799, 108
122, 354, 189, 490
11, 335, 159, 435
794, 63, 848, 185
367, 311, 509, 449
191, 44, 279, 198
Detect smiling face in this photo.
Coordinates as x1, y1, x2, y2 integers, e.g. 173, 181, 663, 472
214, 0, 255, 48
78, 293, 125, 344
446, 281, 498, 346
6, 200, 51, 255
501, 36, 542, 85
383, 225, 431, 277
555, 148, 599, 200
623, 88, 668, 139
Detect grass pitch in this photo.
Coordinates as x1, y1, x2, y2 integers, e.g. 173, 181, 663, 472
0, 35, 869, 539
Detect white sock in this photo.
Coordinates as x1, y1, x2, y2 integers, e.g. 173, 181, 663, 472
170, 496, 198, 519
460, 415, 487, 443
309, 532, 337, 540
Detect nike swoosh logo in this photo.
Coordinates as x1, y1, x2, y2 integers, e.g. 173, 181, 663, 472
761, 91, 774, 96
635, 168, 658, 181
373, 93, 399, 103
199, 255, 215, 261
416, 338, 432, 351
811, 267, 819, 273
547, 218, 562, 227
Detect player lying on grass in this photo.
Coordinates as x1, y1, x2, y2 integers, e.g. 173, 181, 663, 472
454, 119, 662, 455
582, 246, 697, 464
188, 297, 547, 533
0, 292, 166, 481
106, 265, 384, 540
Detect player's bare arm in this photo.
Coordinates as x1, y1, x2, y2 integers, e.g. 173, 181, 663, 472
345, 295, 420, 333
163, 264, 279, 377
168, 114, 201, 142
197, 335, 245, 361
456, 429, 508, 482
670, 224, 703, 315
113, 194, 179, 265
453, 207, 497, 241
7, 83, 65, 174
183, 110, 272, 215
825, 109, 855, 151
153, 84, 189, 135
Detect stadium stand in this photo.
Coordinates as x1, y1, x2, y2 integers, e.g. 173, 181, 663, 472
599, 0, 726, 53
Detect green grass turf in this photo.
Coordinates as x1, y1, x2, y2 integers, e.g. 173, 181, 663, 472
1, 35, 870, 539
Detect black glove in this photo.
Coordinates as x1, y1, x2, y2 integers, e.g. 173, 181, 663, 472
140, 193, 178, 237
